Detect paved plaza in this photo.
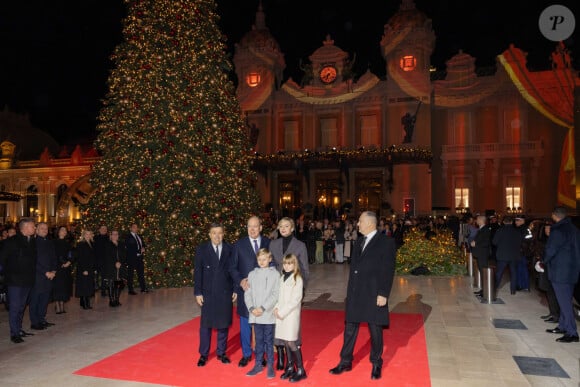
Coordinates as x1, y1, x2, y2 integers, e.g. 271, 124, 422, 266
0, 263, 578, 386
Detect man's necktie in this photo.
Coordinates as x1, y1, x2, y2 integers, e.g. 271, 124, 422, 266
135, 234, 142, 254
359, 236, 367, 255
215, 245, 220, 260
253, 239, 259, 254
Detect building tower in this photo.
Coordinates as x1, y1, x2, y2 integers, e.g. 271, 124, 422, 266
233, 2, 285, 113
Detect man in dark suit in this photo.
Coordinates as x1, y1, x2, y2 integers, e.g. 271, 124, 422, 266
0, 218, 37, 343
29, 222, 57, 330
230, 216, 270, 367
125, 223, 147, 295
471, 215, 491, 297
493, 216, 523, 295
93, 225, 109, 297
544, 206, 580, 343
329, 211, 396, 380
194, 222, 237, 366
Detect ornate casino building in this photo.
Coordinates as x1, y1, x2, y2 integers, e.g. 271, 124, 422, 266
237, 0, 578, 218
0, 0, 578, 225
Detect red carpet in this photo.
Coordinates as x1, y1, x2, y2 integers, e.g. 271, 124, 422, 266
74, 310, 430, 386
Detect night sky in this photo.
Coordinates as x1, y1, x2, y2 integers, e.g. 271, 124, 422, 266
0, 0, 577, 146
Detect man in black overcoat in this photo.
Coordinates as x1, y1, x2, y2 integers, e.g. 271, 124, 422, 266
329, 211, 396, 380
230, 216, 270, 367
492, 216, 523, 295
93, 225, 109, 297
0, 218, 37, 343
125, 223, 147, 294
29, 222, 57, 330
471, 215, 491, 297
544, 206, 580, 342
194, 222, 237, 366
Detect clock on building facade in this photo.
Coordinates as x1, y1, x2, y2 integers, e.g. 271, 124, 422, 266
319, 65, 337, 84
399, 55, 417, 71
245, 71, 261, 87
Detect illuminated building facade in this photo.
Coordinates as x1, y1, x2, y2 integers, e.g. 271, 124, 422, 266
0, 110, 96, 225
236, 0, 578, 218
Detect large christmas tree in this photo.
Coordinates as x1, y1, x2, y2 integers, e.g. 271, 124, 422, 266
81, 0, 261, 288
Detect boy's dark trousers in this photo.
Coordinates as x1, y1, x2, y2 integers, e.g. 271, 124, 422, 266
253, 323, 275, 368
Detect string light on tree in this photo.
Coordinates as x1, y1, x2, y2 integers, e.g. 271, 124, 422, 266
80, 0, 261, 288
396, 229, 465, 275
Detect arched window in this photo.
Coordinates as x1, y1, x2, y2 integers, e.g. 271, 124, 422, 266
57, 184, 68, 204
26, 185, 38, 218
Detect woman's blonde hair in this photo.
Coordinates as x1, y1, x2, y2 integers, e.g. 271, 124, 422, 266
282, 253, 301, 281
277, 217, 295, 232
79, 229, 93, 244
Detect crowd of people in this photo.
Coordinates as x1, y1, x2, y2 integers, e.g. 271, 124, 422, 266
265, 216, 410, 265
467, 206, 580, 343
1, 205, 577, 382
0, 220, 149, 344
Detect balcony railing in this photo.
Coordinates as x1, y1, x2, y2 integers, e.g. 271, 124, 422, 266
15, 157, 101, 168
252, 146, 432, 171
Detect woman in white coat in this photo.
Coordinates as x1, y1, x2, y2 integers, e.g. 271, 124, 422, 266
274, 253, 305, 382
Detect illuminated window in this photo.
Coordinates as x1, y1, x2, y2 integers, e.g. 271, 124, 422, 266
400, 55, 417, 72
278, 181, 295, 209
57, 184, 68, 203
506, 186, 521, 209
279, 191, 293, 207
455, 188, 469, 208
403, 198, 415, 216
26, 185, 38, 218
245, 72, 261, 87
506, 175, 522, 210
316, 179, 340, 208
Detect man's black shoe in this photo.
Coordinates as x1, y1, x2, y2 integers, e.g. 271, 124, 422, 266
546, 327, 566, 334
329, 363, 352, 375
545, 317, 559, 323
540, 314, 552, 320
19, 330, 34, 337
556, 335, 579, 343
42, 321, 55, 327
217, 354, 231, 364
30, 324, 46, 330
197, 356, 208, 367
11, 336, 24, 343
371, 364, 382, 380
128, 290, 137, 295
238, 356, 251, 367
474, 290, 483, 297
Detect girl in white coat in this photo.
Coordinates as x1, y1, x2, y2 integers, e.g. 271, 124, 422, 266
274, 254, 306, 382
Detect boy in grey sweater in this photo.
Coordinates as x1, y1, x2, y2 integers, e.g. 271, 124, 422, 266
244, 248, 280, 378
